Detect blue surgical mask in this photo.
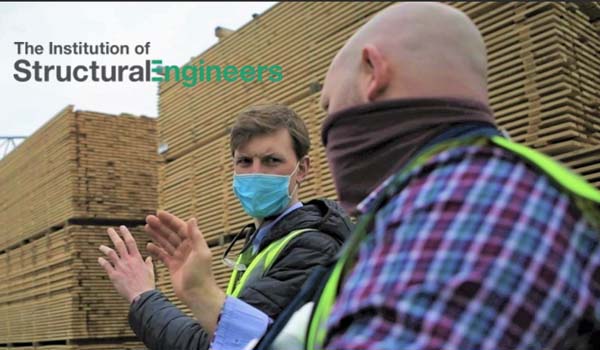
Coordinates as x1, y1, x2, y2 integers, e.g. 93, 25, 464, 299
232, 162, 300, 219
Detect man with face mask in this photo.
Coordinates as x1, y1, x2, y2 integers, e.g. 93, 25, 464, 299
205, 2, 600, 350
97, 104, 352, 350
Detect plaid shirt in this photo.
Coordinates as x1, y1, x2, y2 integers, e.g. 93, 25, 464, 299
325, 143, 600, 350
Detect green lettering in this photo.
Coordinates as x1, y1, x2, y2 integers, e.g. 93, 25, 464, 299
182, 65, 198, 87
223, 65, 238, 82
164, 65, 180, 82
257, 65, 268, 82
240, 66, 255, 82
206, 65, 222, 82
268, 65, 283, 82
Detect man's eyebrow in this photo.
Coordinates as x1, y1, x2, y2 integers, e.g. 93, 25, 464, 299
261, 152, 285, 158
236, 152, 284, 158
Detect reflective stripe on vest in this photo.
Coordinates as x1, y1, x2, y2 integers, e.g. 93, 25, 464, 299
226, 228, 314, 297
306, 136, 600, 349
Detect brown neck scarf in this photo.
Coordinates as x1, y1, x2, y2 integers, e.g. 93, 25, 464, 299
321, 97, 497, 214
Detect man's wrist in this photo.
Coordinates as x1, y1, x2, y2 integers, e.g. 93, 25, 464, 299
130, 294, 142, 305
186, 287, 226, 336
129, 288, 155, 305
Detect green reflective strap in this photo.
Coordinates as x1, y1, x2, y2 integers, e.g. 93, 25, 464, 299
228, 228, 314, 297
409, 136, 489, 173
306, 213, 372, 350
263, 228, 314, 270
226, 249, 254, 295
225, 255, 240, 295
306, 254, 345, 350
491, 136, 600, 203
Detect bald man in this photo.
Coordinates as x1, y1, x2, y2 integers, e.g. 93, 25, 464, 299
210, 2, 600, 349
311, 2, 600, 350
319, 1, 492, 214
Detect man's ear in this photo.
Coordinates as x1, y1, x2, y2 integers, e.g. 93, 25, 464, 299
296, 156, 310, 184
361, 45, 390, 101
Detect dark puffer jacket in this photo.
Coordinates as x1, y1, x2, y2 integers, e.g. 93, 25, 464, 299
128, 199, 352, 350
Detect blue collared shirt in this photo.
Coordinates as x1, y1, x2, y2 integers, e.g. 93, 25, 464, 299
211, 202, 304, 350
252, 201, 304, 254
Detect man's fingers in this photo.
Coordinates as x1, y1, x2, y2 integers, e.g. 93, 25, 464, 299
146, 215, 170, 234
119, 225, 140, 257
107, 227, 128, 257
146, 216, 182, 248
145, 224, 177, 256
147, 242, 172, 269
99, 245, 120, 267
98, 257, 115, 274
147, 250, 160, 264
157, 210, 188, 240
97, 257, 115, 272
167, 232, 182, 247
188, 218, 208, 249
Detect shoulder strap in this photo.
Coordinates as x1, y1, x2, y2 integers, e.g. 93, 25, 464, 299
491, 136, 600, 203
228, 228, 317, 297
262, 228, 316, 272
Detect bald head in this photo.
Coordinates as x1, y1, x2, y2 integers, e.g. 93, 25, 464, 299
321, 2, 488, 114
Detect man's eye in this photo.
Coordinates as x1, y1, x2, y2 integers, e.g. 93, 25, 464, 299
266, 157, 281, 164
236, 158, 251, 165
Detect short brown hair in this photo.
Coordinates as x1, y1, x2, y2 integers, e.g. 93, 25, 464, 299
229, 104, 310, 160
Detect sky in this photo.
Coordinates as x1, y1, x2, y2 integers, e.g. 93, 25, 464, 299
0, 2, 277, 143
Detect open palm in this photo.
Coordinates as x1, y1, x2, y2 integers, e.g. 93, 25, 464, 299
144, 211, 216, 303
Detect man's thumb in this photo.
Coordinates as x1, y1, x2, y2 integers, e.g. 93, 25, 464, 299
188, 218, 204, 246
145, 256, 153, 268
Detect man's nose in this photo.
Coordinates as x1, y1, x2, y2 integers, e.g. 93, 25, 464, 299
250, 160, 265, 173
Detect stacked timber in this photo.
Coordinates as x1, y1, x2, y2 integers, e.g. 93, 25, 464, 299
0, 106, 158, 250
0, 225, 151, 344
453, 2, 600, 155
0, 106, 157, 348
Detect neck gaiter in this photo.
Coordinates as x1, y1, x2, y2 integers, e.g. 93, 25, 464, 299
321, 97, 496, 213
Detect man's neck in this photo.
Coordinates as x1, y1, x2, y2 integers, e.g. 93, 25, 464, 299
253, 199, 301, 228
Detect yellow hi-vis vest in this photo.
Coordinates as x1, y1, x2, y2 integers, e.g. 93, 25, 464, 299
226, 228, 314, 297
306, 135, 600, 350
